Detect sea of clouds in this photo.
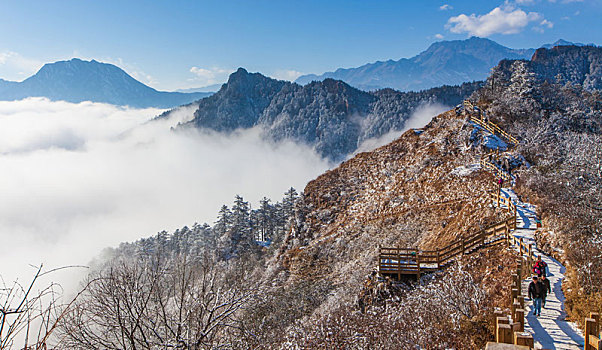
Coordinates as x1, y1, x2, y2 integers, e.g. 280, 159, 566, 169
0, 98, 331, 286
0, 98, 447, 291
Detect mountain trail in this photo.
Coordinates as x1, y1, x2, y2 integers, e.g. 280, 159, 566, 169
504, 187, 584, 349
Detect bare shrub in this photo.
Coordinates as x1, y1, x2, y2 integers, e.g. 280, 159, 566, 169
281, 263, 491, 349
57, 254, 256, 349
0, 266, 65, 350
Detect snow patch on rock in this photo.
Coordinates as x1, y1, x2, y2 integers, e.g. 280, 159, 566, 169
450, 163, 480, 177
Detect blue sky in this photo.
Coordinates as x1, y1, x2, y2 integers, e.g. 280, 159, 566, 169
0, 0, 600, 90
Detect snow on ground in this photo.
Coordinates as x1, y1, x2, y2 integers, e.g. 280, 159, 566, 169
504, 188, 584, 349
502, 188, 537, 229
469, 121, 508, 151
483, 133, 508, 151
450, 163, 481, 177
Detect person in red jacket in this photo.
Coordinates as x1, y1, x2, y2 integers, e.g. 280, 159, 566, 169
533, 256, 548, 277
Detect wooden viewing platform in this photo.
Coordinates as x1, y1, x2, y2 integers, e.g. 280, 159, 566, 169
378, 215, 515, 280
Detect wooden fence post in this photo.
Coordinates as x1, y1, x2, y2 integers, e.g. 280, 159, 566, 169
514, 332, 534, 348
511, 289, 519, 309
397, 247, 401, 281
519, 238, 524, 255
512, 299, 520, 321
585, 314, 600, 350
496, 320, 512, 344
591, 312, 600, 335
416, 252, 421, 282
515, 309, 525, 332
497, 189, 501, 207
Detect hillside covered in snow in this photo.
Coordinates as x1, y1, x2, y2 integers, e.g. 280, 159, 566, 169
54, 45, 602, 349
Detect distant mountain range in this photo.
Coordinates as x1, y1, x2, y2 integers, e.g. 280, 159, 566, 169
0, 59, 211, 108
176, 84, 223, 93
162, 68, 482, 161
0, 38, 593, 110
295, 37, 587, 92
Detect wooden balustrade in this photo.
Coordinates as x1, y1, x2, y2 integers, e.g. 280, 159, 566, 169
481, 158, 515, 182
463, 100, 519, 145
378, 215, 513, 280
490, 253, 536, 348
585, 312, 601, 350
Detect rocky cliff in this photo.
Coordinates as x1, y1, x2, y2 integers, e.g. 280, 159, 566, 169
168, 68, 482, 161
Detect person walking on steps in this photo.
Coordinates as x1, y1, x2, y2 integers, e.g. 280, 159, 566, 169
528, 276, 544, 316
541, 274, 551, 308
533, 256, 548, 277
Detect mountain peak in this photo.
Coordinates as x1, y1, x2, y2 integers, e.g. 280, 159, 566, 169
295, 37, 533, 91
226, 67, 257, 84
0, 58, 211, 108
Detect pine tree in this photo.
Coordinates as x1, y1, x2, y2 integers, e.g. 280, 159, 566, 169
282, 187, 299, 230
257, 197, 274, 242
214, 205, 232, 238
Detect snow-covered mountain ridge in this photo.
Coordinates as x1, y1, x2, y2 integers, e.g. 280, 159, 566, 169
162, 68, 482, 161
295, 37, 590, 92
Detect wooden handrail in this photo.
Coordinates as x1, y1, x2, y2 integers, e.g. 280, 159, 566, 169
585, 312, 601, 350
470, 115, 519, 145
482, 158, 515, 181
378, 202, 514, 279
463, 100, 519, 145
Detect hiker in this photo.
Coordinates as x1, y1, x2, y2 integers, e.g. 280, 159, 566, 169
528, 276, 544, 316
541, 274, 551, 308
498, 177, 504, 189
533, 256, 548, 277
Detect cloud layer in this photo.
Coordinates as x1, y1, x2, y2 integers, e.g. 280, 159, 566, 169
189, 66, 232, 86
0, 98, 330, 284
446, 6, 544, 36
353, 103, 448, 155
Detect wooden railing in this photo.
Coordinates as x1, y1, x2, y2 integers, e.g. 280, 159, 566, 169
378, 215, 514, 280
491, 254, 535, 348
490, 190, 517, 217
488, 188, 542, 349
585, 312, 601, 350
463, 100, 519, 145
481, 158, 515, 182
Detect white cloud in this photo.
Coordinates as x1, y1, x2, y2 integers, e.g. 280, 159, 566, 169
515, 0, 535, 4
446, 5, 543, 36
533, 18, 554, 33
0, 51, 44, 80
439, 4, 453, 10
128, 70, 158, 87
270, 69, 304, 82
540, 19, 554, 28
435, 33, 445, 39
189, 66, 231, 86
353, 103, 448, 155
0, 98, 330, 286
